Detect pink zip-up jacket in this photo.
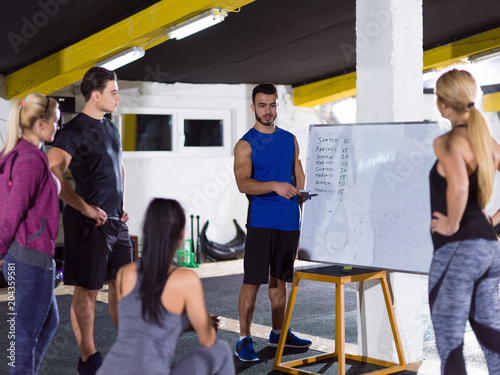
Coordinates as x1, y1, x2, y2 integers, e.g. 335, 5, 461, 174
0, 139, 59, 260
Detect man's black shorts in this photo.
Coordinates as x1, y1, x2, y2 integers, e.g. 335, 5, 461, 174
243, 227, 300, 285
62, 205, 133, 290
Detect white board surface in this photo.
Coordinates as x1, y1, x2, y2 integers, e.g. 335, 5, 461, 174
299, 122, 446, 274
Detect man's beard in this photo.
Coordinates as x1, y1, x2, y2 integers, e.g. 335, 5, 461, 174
255, 113, 276, 126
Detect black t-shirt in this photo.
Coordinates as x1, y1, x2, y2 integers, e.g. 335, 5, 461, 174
53, 113, 123, 220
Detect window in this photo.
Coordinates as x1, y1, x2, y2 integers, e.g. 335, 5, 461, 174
184, 119, 223, 147
122, 114, 172, 151
117, 108, 232, 156
177, 110, 231, 155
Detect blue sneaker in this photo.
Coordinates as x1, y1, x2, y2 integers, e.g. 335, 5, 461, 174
235, 337, 259, 362
269, 329, 312, 348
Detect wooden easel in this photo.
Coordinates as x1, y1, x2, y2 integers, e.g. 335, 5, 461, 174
273, 266, 407, 375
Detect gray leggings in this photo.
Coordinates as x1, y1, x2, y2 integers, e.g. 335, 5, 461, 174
429, 239, 500, 374
171, 339, 235, 375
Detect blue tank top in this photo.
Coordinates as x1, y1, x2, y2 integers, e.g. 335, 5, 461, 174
241, 127, 300, 231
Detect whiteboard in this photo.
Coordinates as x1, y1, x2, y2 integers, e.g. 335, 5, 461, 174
299, 122, 446, 274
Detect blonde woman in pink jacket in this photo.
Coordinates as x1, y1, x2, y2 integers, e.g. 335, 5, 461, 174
0, 92, 60, 375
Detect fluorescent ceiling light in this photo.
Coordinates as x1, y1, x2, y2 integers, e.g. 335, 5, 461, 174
97, 47, 145, 70
422, 68, 438, 81
166, 9, 227, 40
469, 48, 500, 63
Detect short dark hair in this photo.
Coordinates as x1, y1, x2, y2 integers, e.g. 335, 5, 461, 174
252, 83, 277, 104
80, 67, 117, 102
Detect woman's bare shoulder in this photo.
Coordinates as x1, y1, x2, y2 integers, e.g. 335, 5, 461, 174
492, 138, 500, 167
169, 267, 200, 286
121, 262, 138, 277
434, 129, 469, 154
161, 267, 203, 313
118, 262, 139, 298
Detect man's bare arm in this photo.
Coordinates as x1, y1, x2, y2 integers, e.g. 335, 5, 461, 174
293, 136, 305, 190
233, 139, 299, 199
120, 162, 129, 223
293, 136, 305, 206
47, 147, 107, 226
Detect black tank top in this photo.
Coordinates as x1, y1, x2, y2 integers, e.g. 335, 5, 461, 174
429, 161, 497, 251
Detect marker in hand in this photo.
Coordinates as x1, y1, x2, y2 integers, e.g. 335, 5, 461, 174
299, 190, 318, 202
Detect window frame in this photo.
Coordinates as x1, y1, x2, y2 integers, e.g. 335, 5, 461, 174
115, 107, 232, 157
177, 109, 232, 156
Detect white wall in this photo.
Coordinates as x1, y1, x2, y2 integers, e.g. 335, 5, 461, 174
110, 81, 322, 250
0, 78, 7, 146
113, 82, 249, 245
0, 80, 321, 253
0, 98, 10, 149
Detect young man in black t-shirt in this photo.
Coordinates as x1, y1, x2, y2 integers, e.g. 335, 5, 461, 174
48, 67, 133, 375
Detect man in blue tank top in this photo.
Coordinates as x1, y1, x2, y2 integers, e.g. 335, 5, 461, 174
233, 83, 312, 362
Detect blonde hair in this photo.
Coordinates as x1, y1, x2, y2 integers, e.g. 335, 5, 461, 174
436, 69, 494, 206
1, 93, 58, 157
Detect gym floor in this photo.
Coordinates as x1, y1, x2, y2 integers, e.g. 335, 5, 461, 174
0, 259, 489, 374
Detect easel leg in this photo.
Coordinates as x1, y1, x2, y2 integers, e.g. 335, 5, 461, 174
380, 274, 406, 367
336, 283, 345, 374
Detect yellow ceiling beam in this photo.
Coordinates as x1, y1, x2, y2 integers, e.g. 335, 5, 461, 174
293, 27, 500, 108
293, 71, 357, 108
6, 0, 254, 99
483, 91, 500, 112
423, 27, 500, 70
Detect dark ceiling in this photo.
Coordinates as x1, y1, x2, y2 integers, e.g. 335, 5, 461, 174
2, 0, 500, 89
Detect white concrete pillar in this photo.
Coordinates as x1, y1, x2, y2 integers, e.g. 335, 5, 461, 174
356, 0, 423, 123
355, 0, 425, 364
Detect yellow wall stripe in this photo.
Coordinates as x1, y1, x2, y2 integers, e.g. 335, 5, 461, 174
483, 91, 500, 112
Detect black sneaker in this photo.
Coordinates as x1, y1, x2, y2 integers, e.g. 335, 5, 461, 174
78, 351, 103, 375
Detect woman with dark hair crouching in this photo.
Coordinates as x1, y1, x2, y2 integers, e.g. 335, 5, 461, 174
97, 198, 235, 375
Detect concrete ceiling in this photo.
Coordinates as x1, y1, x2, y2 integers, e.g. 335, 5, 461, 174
2, 0, 500, 105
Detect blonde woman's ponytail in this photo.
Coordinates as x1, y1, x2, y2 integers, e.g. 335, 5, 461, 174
1, 100, 23, 156
468, 105, 494, 206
